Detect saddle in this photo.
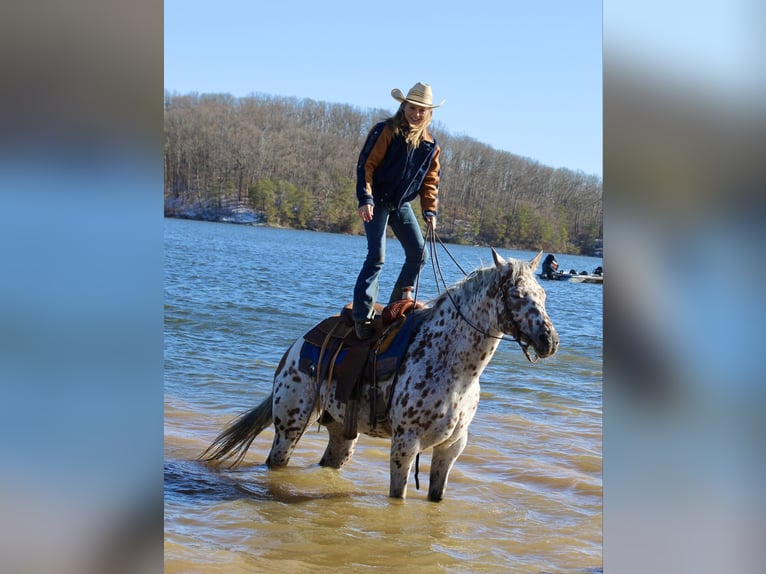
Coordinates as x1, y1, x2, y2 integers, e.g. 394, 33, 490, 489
298, 299, 426, 439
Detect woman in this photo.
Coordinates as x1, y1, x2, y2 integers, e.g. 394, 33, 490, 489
352, 82, 444, 339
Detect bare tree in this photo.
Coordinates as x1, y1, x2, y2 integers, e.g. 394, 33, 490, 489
164, 91, 602, 253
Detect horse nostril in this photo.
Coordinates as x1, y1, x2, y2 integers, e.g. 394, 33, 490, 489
540, 327, 559, 353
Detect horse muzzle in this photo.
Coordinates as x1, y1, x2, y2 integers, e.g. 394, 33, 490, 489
535, 324, 559, 358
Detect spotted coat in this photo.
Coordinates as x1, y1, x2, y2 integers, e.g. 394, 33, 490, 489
203, 249, 558, 502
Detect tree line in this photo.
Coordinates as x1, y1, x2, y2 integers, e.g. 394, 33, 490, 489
164, 91, 602, 254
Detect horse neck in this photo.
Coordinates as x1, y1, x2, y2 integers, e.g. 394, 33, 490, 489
429, 266, 504, 358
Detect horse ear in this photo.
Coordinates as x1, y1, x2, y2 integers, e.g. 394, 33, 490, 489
491, 247, 507, 267
530, 250, 543, 269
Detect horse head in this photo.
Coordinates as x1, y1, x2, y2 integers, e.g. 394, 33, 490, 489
492, 248, 559, 359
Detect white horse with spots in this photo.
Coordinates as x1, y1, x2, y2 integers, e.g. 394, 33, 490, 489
202, 249, 558, 502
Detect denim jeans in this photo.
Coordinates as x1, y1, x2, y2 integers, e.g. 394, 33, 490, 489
352, 202, 427, 322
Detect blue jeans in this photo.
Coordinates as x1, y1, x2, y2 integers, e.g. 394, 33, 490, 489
352, 202, 427, 322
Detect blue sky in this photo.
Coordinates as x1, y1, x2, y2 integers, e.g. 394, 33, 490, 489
165, 0, 603, 177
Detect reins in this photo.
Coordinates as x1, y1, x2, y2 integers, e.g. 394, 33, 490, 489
417, 220, 538, 363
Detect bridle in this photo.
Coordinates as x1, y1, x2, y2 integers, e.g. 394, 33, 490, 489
415, 221, 539, 363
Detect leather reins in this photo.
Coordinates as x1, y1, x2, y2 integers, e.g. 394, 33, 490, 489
417, 220, 538, 363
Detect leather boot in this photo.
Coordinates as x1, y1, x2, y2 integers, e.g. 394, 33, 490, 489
354, 320, 374, 340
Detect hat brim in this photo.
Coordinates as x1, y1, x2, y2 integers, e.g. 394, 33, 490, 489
391, 88, 445, 109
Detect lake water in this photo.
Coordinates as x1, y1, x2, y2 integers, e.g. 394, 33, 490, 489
164, 217, 603, 573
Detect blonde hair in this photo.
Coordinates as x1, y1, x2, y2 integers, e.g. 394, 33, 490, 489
388, 103, 432, 149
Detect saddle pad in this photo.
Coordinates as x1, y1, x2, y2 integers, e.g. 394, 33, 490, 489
297, 308, 427, 383
298, 339, 347, 379
298, 338, 364, 403
374, 308, 426, 378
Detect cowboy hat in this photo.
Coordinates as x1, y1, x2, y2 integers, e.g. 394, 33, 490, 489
391, 82, 445, 109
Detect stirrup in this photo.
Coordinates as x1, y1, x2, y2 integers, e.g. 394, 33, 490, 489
354, 320, 374, 340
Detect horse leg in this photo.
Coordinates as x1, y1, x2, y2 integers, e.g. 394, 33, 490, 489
266, 425, 305, 468
389, 431, 420, 499
266, 353, 319, 468
318, 416, 358, 469
427, 432, 469, 502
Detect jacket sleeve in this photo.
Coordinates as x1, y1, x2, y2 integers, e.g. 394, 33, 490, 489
356, 124, 392, 207
419, 143, 440, 215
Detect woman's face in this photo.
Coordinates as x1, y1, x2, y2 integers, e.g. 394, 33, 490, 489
404, 102, 430, 126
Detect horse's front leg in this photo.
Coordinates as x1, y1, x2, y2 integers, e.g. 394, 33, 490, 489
428, 432, 469, 502
389, 430, 420, 499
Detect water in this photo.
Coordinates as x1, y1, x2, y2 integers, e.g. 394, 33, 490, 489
164, 218, 602, 573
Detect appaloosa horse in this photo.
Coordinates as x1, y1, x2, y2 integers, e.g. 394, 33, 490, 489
202, 249, 558, 502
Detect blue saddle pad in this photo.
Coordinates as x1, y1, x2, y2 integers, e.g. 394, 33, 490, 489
298, 309, 426, 380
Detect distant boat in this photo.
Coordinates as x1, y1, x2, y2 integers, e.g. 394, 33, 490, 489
539, 272, 603, 284
569, 274, 603, 284
539, 254, 602, 284
538, 272, 574, 281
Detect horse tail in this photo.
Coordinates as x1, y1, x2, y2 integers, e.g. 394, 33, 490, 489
199, 392, 273, 468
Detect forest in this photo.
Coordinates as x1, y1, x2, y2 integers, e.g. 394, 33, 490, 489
164, 92, 602, 254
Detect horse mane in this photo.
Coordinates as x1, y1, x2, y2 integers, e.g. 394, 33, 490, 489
428, 260, 510, 308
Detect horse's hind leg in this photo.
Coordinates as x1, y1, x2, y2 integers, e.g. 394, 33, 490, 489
266, 350, 319, 467
318, 416, 358, 469
266, 424, 310, 468
427, 432, 468, 502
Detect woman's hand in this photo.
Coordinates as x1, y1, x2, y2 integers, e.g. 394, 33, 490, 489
358, 204, 374, 223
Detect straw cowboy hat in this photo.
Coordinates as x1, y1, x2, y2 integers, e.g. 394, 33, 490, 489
391, 82, 445, 109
